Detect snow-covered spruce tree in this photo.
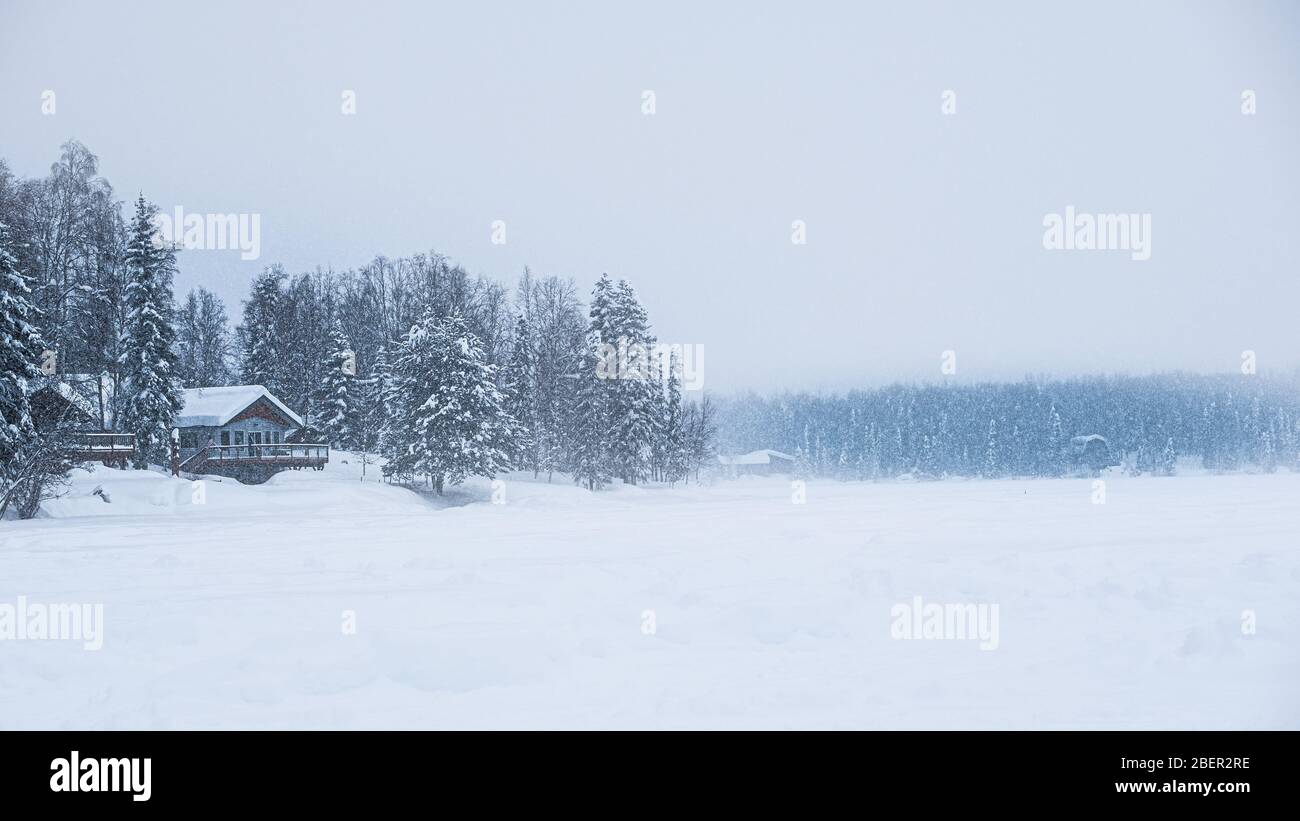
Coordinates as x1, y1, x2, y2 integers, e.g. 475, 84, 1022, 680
383, 317, 440, 483
281, 273, 331, 424
601, 279, 657, 484
0, 219, 71, 519
565, 273, 619, 488
316, 318, 354, 447
238, 266, 285, 390
982, 418, 1000, 479
0, 219, 42, 464
501, 313, 539, 474
1158, 435, 1178, 476
661, 349, 687, 484
383, 310, 516, 494
568, 346, 612, 490
646, 351, 666, 481
117, 197, 182, 469
1044, 402, 1065, 477
359, 342, 391, 456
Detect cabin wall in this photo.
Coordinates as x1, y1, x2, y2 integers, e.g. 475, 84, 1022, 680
731, 459, 794, 477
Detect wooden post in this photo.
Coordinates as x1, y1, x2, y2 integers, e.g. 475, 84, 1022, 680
170, 428, 181, 477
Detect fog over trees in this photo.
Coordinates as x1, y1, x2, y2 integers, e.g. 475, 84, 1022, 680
3, 140, 1297, 519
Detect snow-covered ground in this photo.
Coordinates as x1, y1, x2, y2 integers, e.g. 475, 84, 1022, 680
1, 453, 1297, 729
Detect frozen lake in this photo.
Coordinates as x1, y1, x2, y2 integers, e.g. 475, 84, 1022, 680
1, 457, 1297, 729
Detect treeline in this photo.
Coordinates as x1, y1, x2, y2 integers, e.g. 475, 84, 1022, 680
0, 141, 715, 515
716, 374, 1300, 479
0, 141, 234, 391
238, 266, 716, 491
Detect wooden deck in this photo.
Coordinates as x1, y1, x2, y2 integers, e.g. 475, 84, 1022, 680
179, 443, 330, 481
67, 432, 136, 466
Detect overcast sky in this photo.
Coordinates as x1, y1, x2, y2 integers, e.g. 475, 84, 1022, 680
2, 0, 1298, 392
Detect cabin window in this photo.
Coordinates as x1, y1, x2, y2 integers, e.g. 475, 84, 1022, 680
220, 431, 230, 446
272, 431, 281, 444
235, 431, 245, 446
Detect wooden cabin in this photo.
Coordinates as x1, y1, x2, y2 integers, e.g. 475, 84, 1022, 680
717, 449, 796, 477
28, 375, 135, 468
176, 385, 327, 483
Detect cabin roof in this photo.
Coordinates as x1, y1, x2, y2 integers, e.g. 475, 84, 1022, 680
30, 377, 97, 418
718, 449, 795, 465
176, 385, 303, 428
1070, 434, 1107, 445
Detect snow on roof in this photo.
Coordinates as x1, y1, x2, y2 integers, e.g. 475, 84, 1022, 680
718, 449, 795, 465
176, 385, 303, 428
1070, 434, 1107, 445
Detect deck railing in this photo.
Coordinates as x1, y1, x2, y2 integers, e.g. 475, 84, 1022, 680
66, 432, 136, 455
182, 443, 330, 464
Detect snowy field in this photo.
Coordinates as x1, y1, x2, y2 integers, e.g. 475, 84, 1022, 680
1, 453, 1297, 729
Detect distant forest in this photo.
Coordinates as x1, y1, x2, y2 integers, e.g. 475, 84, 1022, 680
715, 374, 1300, 479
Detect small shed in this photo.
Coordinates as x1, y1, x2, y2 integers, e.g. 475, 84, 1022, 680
717, 449, 796, 477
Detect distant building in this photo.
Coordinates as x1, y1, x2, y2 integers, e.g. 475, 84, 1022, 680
1068, 434, 1118, 474
717, 449, 795, 477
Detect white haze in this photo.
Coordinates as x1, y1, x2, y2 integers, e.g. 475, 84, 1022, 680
1, 0, 1298, 392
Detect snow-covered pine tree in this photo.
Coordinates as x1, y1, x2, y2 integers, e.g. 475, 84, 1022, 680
604, 279, 656, 485
1045, 402, 1065, 477
238, 266, 285, 390
662, 349, 687, 484
0, 216, 53, 515
281, 273, 331, 424
383, 310, 516, 494
501, 313, 539, 474
363, 342, 392, 450
1158, 435, 1177, 476
793, 446, 810, 479
646, 349, 670, 481
0, 219, 76, 519
316, 318, 354, 447
0, 219, 42, 463
117, 197, 182, 469
383, 315, 440, 483
982, 418, 1000, 478
568, 345, 611, 490
577, 274, 621, 484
